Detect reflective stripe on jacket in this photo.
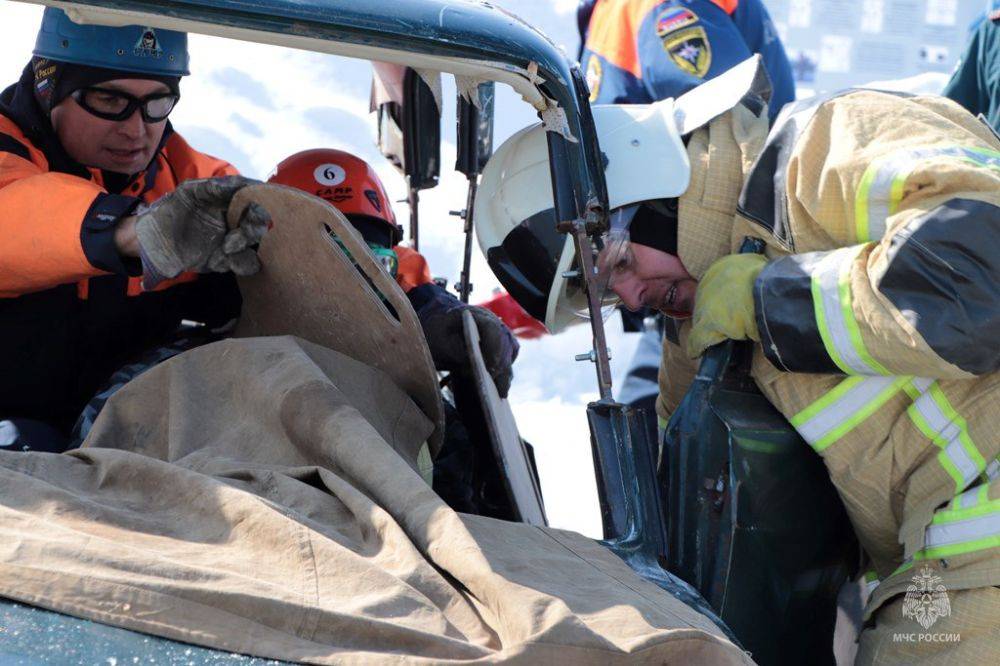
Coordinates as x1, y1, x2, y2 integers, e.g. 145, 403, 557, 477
580, 0, 794, 119
661, 89, 1000, 607
748, 91, 1000, 595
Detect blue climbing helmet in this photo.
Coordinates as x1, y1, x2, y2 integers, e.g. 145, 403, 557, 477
33, 7, 189, 77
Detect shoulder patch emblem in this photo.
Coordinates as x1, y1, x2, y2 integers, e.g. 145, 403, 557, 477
656, 6, 699, 37
586, 57, 602, 102
662, 26, 712, 78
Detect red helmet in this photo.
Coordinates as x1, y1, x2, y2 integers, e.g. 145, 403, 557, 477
268, 148, 402, 247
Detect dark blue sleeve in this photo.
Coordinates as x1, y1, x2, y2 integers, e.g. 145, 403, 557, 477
80, 193, 143, 276
407, 282, 464, 321
636, 0, 754, 103
731, 0, 795, 119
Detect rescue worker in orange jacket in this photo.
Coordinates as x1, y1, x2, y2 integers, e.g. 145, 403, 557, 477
268, 149, 519, 399
0, 9, 269, 451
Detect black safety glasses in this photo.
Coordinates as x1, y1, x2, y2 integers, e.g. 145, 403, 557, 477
71, 87, 180, 123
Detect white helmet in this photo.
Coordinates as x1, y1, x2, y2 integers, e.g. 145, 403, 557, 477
475, 98, 690, 333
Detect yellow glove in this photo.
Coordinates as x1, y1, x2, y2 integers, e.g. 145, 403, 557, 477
686, 253, 767, 359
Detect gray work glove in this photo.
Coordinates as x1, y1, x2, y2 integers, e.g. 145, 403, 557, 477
419, 294, 520, 399
135, 175, 271, 289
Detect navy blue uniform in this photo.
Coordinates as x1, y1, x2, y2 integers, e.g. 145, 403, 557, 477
581, 0, 794, 119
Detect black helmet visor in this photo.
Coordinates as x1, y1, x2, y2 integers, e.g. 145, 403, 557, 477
485, 208, 565, 324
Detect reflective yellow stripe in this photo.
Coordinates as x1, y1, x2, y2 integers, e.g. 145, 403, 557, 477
854, 145, 1000, 242
914, 498, 1000, 561
810, 245, 888, 375
838, 252, 890, 375
792, 376, 908, 452
893, 560, 915, 577
907, 381, 987, 494
864, 570, 880, 595
854, 166, 877, 243
918, 534, 1000, 560
951, 483, 990, 510
985, 459, 1000, 484
793, 376, 984, 499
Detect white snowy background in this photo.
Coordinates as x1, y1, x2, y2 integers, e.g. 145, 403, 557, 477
0, 0, 954, 538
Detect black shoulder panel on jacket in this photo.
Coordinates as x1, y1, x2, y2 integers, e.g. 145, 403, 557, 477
736, 92, 838, 251
880, 198, 1000, 375
0, 132, 30, 161
754, 251, 843, 374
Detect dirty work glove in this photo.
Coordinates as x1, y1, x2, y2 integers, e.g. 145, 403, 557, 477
412, 283, 520, 398
135, 175, 271, 289
687, 253, 767, 359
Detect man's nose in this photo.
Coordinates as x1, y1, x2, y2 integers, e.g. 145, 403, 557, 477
612, 278, 643, 311
116, 109, 147, 139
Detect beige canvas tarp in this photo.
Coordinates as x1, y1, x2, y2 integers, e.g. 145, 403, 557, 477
0, 336, 749, 664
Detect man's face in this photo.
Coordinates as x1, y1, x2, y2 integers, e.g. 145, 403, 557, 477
601, 241, 697, 318
50, 78, 170, 175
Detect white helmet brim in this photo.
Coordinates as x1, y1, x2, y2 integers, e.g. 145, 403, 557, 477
476, 97, 690, 333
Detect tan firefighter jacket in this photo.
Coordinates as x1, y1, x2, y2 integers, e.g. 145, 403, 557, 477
658, 87, 1000, 614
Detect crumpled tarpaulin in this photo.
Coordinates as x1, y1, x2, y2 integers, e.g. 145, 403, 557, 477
0, 336, 749, 664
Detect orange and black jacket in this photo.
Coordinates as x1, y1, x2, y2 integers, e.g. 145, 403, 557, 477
0, 64, 242, 431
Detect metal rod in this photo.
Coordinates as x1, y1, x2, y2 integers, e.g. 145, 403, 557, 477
570, 222, 613, 401
458, 175, 478, 303
408, 184, 420, 252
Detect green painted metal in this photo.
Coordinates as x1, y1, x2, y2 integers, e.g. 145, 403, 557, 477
588, 400, 739, 644
660, 238, 858, 665
661, 334, 858, 666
